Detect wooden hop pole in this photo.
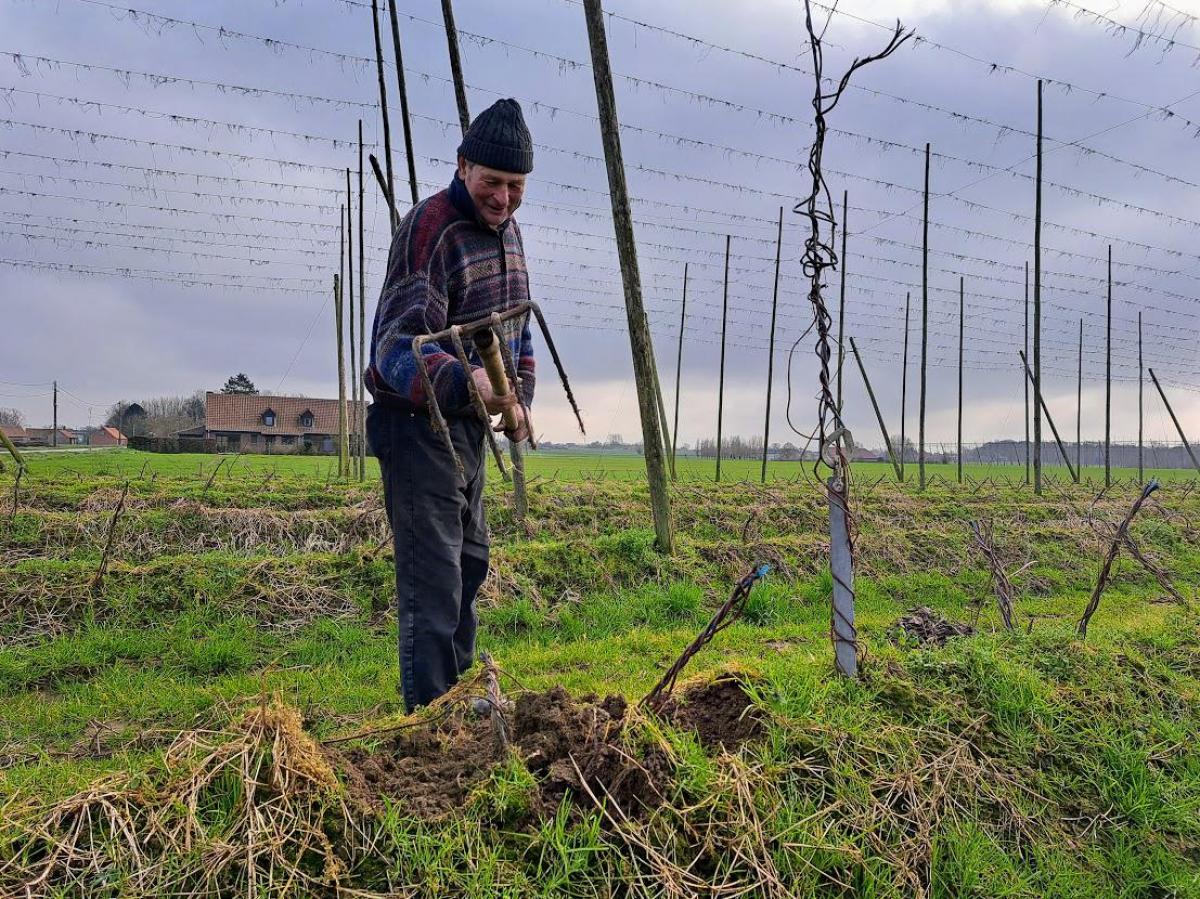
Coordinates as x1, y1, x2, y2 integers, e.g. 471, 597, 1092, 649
837, 190, 848, 414
1034, 80, 1044, 495
672, 263, 688, 474
762, 208, 783, 483
346, 170, 358, 473
1076, 318, 1083, 482
957, 276, 964, 483
370, 0, 397, 230
1148, 369, 1200, 475
1105, 244, 1112, 488
582, 0, 673, 553
439, 0, 471, 135
335, 273, 349, 477
919, 143, 929, 490
387, 0, 420, 206
1024, 261, 1030, 484
716, 234, 730, 483
850, 337, 902, 481
1138, 311, 1144, 483
358, 121, 367, 480
900, 291, 909, 480
646, 314, 673, 477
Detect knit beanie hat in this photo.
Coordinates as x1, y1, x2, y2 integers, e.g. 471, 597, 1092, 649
457, 99, 534, 174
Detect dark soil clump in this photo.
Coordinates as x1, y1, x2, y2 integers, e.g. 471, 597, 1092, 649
660, 677, 765, 749
336, 679, 765, 822
890, 606, 974, 646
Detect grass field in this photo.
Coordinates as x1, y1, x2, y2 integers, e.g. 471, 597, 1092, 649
1, 448, 1198, 896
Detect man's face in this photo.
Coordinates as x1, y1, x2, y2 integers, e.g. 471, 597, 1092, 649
458, 158, 527, 228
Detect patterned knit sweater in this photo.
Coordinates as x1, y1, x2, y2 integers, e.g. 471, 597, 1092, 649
368, 174, 535, 415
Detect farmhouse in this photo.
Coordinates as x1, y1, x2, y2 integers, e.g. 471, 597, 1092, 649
0, 424, 31, 446
88, 426, 127, 447
25, 427, 82, 446
188, 392, 365, 454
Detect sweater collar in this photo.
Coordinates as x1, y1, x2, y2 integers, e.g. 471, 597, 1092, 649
449, 172, 510, 234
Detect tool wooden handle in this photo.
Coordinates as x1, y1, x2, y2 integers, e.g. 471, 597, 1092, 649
474, 329, 520, 431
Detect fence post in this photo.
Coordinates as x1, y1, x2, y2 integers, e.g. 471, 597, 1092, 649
582, 0, 673, 552
762, 208, 783, 483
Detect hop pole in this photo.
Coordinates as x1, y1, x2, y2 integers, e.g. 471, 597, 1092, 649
795, 0, 910, 678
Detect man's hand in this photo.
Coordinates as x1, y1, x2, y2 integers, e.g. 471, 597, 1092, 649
471, 367, 518, 416
499, 406, 533, 445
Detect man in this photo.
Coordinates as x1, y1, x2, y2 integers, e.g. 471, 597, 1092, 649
366, 98, 535, 712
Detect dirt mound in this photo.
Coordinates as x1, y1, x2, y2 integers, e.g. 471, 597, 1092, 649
337, 680, 763, 822
890, 606, 975, 646
660, 677, 765, 749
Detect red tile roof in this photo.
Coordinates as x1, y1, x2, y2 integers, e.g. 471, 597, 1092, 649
205, 392, 364, 437
0, 424, 27, 439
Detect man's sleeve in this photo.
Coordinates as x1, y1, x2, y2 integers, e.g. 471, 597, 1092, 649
517, 315, 536, 408
373, 244, 470, 412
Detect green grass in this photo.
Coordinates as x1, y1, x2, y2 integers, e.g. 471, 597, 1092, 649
2, 450, 1199, 895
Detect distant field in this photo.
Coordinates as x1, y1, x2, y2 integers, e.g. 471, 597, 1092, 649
12, 446, 1198, 485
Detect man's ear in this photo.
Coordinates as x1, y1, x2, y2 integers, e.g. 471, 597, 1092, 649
457, 155, 469, 180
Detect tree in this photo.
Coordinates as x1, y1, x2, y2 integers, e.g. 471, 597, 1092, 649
0, 407, 24, 427
221, 373, 258, 395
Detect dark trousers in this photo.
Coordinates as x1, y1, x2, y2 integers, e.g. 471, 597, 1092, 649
367, 404, 489, 712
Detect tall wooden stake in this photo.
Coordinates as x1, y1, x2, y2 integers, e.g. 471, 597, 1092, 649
358, 122, 367, 480
849, 337, 902, 480
1148, 369, 1200, 475
957, 276, 964, 483
1076, 318, 1083, 482
1034, 80, 1044, 495
900, 291, 909, 480
387, 0, 420, 206
919, 143, 929, 490
1105, 244, 1112, 488
762, 208, 783, 483
583, 0, 673, 552
1020, 350, 1077, 482
1138, 311, 1144, 483
370, 0, 396, 230
335, 273, 349, 477
672, 263, 688, 475
439, 0, 471, 135
346, 170, 358, 473
1024, 262, 1030, 484
52, 380, 58, 447
837, 190, 848, 414
646, 314, 673, 477
716, 234, 730, 483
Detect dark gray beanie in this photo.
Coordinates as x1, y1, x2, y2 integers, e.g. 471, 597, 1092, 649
457, 99, 534, 174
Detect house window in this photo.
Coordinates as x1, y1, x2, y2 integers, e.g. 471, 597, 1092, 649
282, 435, 296, 446
262, 409, 276, 427
249, 433, 259, 444
299, 411, 314, 428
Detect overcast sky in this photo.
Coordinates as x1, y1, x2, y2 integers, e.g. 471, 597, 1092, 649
3, 0, 1200, 450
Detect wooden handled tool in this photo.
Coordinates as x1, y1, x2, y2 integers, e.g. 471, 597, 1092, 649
473, 328, 520, 433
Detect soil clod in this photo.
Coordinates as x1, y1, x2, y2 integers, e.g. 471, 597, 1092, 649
890, 606, 974, 646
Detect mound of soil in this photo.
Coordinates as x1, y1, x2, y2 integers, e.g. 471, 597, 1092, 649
658, 677, 765, 749
890, 606, 974, 646
336, 679, 763, 822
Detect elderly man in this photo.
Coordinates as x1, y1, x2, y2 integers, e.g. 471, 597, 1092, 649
366, 99, 535, 711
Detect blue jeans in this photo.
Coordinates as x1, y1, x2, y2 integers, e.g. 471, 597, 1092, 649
367, 404, 489, 712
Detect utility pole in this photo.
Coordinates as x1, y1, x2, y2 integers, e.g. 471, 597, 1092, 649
1105, 244, 1112, 488
582, 0, 673, 552
387, 0, 420, 206
1138, 311, 1144, 483
1024, 261, 1030, 484
370, 0, 396, 230
957, 277, 963, 483
837, 190, 848, 414
1148, 369, 1200, 475
762, 208, 783, 483
439, 0, 471, 134
52, 380, 58, 447
716, 234, 730, 483
672, 263, 687, 475
1076, 318, 1082, 481
1034, 80, 1044, 495
919, 143, 929, 490
900, 292, 909, 481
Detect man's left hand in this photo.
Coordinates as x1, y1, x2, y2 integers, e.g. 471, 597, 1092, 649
497, 406, 532, 445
